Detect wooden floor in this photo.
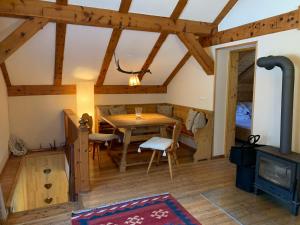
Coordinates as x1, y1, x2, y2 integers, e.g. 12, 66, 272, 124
7, 143, 237, 224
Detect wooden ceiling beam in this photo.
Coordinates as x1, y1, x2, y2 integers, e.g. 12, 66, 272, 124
7, 84, 166, 96
54, 0, 68, 86
96, 0, 132, 86
163, 52, 191, 86
95, 85, 167, 94
178, 33, 214, 75
0, 0, 213, 35
138, 0, 188, 81
213, 0, 238, 26
0, 17, 48, 64
201, 9, 299, 47
0, 63, 11, 87
7, 85, 76, 96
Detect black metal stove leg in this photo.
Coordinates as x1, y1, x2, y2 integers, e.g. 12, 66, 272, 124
291, 203, 299, 216
254, 187, 262, 195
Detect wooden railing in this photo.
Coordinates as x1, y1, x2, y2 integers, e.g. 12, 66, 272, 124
63, 109, 90, 200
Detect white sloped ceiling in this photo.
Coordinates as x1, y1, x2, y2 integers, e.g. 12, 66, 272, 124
0, 0, 231, 86
62, 25, 113, 84
103, 30, 160, 85
141, 35, 188, 85
6, 23, 56, 85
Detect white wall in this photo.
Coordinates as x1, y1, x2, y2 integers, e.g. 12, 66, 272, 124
8, 95, 76, 150
211, 29, 300, 154
7, 94, 167, 149
166, 57, 215, 110
0, 70, 10, 172
95, 94, 167, 105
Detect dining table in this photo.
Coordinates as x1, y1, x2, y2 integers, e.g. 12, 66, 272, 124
101, 113, 178, 172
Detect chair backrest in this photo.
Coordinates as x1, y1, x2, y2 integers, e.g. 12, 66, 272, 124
81, 113, 93, 134
171, 121, 182, 150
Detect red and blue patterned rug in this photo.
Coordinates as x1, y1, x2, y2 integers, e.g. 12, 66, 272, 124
72, 193, 201, 225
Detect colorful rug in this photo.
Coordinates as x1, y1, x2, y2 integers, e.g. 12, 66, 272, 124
72, 193, 201, 225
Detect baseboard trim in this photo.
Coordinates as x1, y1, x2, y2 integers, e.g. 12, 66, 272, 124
212, 155, 225, 159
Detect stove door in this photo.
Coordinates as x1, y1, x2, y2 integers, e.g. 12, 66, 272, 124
255, 151, 296, 201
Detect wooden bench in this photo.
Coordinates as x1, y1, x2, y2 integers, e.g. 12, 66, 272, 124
170, 104, 213, 162
95, 103, 213, 162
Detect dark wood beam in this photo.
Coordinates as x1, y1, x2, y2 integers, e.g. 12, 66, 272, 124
163, 53, 191, 86
213, 0, 238, 25
7, 84, 166, 96
178, 33, 214, 75
7, 85, 76, 96
202, 9, 299, 47
95, 85, 167, 94
54, 0, 68, 86
96, 0, 132, 86
0, 17, 48, 64
0, 0, 213, 35
138, 0, 188, 81
0, 63, 11, 87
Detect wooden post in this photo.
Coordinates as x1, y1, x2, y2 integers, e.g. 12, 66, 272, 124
77, 117, 90, 192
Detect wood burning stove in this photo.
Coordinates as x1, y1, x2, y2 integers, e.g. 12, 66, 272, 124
255, 146, 300, 215
255, 56, 299, 215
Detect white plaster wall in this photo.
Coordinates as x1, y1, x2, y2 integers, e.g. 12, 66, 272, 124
7, 94, 167, 149
165, 57, 215, 111
0, 70, 10, 172
211, 29, 300, 154
8, 96, 76, 150
95, 94, 167, 105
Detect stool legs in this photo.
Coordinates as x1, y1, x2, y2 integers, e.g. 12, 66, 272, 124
167, 152, 173, 181
147, 151, 157, 174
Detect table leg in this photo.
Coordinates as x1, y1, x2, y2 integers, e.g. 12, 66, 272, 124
160, 126, 167, 138
120, 129, 131, 172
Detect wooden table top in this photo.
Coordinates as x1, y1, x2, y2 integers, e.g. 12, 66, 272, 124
101, 113, 177, 128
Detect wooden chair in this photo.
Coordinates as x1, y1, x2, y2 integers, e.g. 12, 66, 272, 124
81, 113, 118, 168
138, 122, 182, 180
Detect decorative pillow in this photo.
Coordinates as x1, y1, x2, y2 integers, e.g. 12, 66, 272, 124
157, 105, 173, 117
185, 109, 198, 131
99, 106, 110, 117
109, 105, 127, 115
192, 112, 207, 134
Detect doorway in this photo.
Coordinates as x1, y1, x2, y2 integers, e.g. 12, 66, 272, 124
224, 47, 256, 156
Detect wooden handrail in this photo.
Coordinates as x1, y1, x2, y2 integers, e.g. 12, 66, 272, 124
63, 109, 90, 200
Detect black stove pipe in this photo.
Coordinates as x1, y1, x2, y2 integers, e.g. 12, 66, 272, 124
257, 56, 295, 154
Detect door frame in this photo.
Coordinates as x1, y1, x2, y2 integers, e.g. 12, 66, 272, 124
224, 47, 256, 157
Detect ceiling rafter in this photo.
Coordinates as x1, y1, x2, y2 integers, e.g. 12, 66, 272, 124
138, 0, 188, 81
178, 33, 214, 75
96, 0, 132, 86
7, 85, 166, 96
0, 0, 213, 35
163, 52, 191, 86
0, 63, 11, 87
201, 9, 299, 47
213, 0, 238, 26
0, 17, 48, 64
54, 0, 68, 86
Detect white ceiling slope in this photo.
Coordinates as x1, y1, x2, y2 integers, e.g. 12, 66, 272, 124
0, 0, 231, 86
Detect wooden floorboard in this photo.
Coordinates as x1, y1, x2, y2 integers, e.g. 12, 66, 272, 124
7, 143, 238, 225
